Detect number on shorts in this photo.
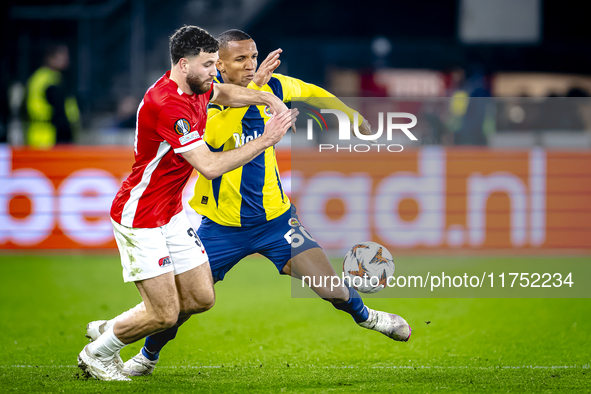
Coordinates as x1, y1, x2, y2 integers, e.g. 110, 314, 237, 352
187, 228, 203, 249
284, 228, 304, 248
300, 226, 316, 242
284, 225, 315, 248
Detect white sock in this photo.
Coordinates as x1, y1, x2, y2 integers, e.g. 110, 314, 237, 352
88, 326, 126, 358
104, 319, 115, 333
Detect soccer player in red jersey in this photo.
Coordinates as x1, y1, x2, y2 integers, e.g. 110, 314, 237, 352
77, 26, 297, 381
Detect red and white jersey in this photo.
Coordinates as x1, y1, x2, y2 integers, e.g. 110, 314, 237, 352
111, 71, 212, 228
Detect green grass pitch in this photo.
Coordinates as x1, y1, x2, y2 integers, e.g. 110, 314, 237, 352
0, 254, 590, 393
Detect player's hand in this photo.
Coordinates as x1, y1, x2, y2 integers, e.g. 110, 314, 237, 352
264, 93, 289, 115
290, 109, 297, 133
357, 119, 372, 135
253, 49, 282, 88
262, 109, 299, 147
352, 118, 378, 144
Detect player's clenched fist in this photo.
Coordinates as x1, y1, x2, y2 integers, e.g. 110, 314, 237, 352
262, 109, 299, 147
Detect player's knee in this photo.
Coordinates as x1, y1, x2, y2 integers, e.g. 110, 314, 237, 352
162, 315, 179, 330
151, 310, 179, 331
182, 291, 215, 315
197, 295, 215, 313
196, 290, 216, 313
159, 313, 179, 330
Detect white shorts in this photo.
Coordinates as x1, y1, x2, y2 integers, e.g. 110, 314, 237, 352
111, 211, 208, 283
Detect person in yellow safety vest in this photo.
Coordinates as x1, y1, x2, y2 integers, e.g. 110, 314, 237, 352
25, 44, 80, 148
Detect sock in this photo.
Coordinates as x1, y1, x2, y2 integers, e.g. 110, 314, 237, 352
141, 326, 179, 361
87, 326, 126, 358
332, 286, 369, 323
104, 319, 115, 333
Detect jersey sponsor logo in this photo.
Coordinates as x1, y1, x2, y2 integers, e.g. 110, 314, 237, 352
233, 130, 263, 148
201, 196, 208, 204
158, 256, 172, 267
174, 118, 191, 136
179, 131, 201, 145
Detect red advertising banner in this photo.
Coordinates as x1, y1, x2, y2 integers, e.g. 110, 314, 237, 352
288, 147, 591, 251
1, 145, 589, 250
0, 146, 291, 249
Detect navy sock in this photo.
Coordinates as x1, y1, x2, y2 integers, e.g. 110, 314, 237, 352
142, 326, 179, 361
332, 286, 369, 323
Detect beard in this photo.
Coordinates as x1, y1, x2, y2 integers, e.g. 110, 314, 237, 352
186, 71, 212, 95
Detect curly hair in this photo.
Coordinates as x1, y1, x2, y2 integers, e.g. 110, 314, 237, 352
169, 25, 219, 65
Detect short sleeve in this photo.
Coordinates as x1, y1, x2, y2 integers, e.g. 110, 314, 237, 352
156, 104, 205, 154
204, 105, 249, 149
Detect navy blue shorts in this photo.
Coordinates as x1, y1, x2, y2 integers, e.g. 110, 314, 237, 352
197, 204, 321, 282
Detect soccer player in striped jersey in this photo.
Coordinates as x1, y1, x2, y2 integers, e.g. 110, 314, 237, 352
88, 30, 410, 377
78, 26, 297, 381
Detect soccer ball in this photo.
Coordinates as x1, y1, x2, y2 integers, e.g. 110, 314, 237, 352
342, 242, 395, 294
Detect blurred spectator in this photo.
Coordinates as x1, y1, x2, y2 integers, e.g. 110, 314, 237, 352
566, 87, 589, 98
24, 43, 80, 148
446, 67, 466, 97
537, 87, 587, 132
96, 95, 139, 136
446, 67, 469, 138
0, 80, 8, 143
115, 96, 139, 129
450, 65, 492, 145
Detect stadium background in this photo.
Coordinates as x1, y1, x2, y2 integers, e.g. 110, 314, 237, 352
1, 1, 590, 392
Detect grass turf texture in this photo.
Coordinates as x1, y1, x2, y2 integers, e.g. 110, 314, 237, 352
0, 255, 589, 393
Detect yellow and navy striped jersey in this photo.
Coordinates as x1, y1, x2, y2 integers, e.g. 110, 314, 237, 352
189, 72, 361, 227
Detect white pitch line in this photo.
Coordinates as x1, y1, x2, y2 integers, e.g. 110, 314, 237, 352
1, 365, 589, 370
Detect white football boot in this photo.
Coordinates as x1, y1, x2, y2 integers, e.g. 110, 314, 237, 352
123, 352, 158, 376
358, 307, 412, 342
85, 320, 124, 372
85, 320, 107, 341
77, 344, 131, 381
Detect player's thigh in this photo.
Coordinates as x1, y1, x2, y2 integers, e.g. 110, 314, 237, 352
197, 221, 250, 282
111, 218, 175, 283
174, 261, 215, 315
163, 211, 210, 277
135, 271, 180, 325
257, 206, 321, 275
160, 212, 215, 313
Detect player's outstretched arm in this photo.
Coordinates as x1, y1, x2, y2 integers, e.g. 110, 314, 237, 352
295, 78, 375, 137
278, 74, 371, 135
182, 109, 298, 180
210, 83, 287, 115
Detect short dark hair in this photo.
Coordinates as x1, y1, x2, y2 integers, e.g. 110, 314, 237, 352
169, 25, 219, 65
217, 29, 252, 50
44, 43, 67, 60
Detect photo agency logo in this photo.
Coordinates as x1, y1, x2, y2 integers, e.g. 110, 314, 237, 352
304, 108, 418, 152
